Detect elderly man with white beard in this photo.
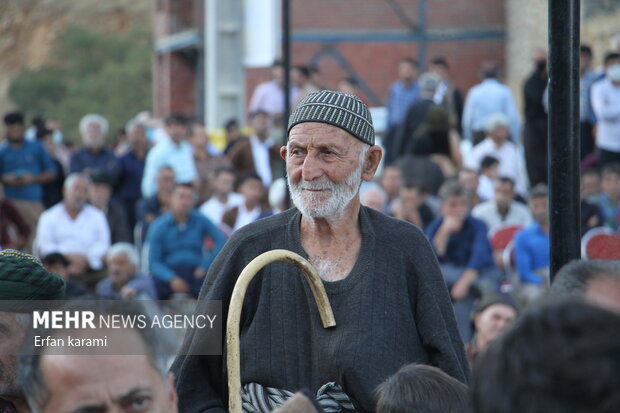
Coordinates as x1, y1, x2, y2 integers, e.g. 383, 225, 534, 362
171, 90, 468, 413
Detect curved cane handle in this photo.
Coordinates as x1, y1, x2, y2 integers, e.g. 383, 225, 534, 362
226, 249, 336, 413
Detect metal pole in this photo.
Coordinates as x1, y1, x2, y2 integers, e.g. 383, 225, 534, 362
282, 0, 291, 135
548, 0, 581, 279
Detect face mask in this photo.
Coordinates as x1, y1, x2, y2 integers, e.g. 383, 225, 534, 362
607, 64, 620, 82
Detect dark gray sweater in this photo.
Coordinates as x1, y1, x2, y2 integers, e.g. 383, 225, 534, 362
171, 207, 469, 412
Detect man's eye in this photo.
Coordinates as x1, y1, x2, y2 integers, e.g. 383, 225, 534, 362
127, 395, 152, 412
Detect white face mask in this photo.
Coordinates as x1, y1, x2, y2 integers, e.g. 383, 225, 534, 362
607, 64, 620, 82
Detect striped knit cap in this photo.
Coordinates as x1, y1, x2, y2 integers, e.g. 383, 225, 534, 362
0, 249, 65, 301
287, 90, 375, 145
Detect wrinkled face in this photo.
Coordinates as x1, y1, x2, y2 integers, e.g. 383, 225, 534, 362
601, 172, 620, 200
40, 332, 177, 413
156, 169, 176, 194
475, 304, 517, 344
239, 178, 264, 206
581, 173, 601, 199
0, 312, 26, 397
213, 171, 236, 196
5, 123, 25, 142
64, 177, 89, 211
380, 167, 402, 199
494, 181, 514, 208
83, 122, 105, 148
441, 195, 469, 221
107, 252, 136, 290
283, 122, 369, 218
170, 186, 194, 216
529, 196, 549, 224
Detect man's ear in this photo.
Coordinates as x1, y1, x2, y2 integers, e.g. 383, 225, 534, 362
361, 145, 383, 181
280, 145, 287, 160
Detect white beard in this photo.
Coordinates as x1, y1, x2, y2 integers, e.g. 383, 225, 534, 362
288, 162, 363, 218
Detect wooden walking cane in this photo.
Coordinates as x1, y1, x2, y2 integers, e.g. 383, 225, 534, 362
226, 249, 337, 413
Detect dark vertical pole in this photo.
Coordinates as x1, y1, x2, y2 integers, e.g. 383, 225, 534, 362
282, 0, 291, 136
418, 0, 428, 69
548, 0, 581, 279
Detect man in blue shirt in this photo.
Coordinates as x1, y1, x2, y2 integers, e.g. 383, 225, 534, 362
461, 62, 521, 145
147, 183, 227, 299
385, 58, 420, 164
426, 179, 500, 342
69, 113, 119, 183
514, 184, 550, 306
0, 112, 56, 251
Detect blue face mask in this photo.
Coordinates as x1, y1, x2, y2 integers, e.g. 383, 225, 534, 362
53, 130, 63, 146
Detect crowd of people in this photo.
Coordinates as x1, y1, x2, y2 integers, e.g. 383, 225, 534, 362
0, 43, 620, 412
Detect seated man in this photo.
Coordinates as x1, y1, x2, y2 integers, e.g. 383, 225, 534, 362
35, 173, 111, 283
89, 171, 131, 244
172, 91, 468, 412
136, 165, 175, 239
147, 184, 227, 299
472, 176, 531, 235
465, 113, 527, 197
514, 184, 550, 306
425, 179, 501, 342
96, 242, 156, 300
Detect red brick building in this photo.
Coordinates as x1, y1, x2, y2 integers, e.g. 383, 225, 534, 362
153, 0, 505, 126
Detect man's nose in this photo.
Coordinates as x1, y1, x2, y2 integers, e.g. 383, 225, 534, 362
301, 154, 323, 181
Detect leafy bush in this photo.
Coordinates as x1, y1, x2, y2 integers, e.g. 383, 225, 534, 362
9, 24, 152, 143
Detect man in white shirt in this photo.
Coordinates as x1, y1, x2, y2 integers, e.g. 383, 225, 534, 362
472, 176, 532, 235
36, 173, 111, 279
465, 113, 527, 197
141, 114, 198, 198
461, 63, 521, 145
591, 52, 620, 168
199, 166, 243, 227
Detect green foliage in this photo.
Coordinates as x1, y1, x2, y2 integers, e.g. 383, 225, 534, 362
8, 24, 152, 142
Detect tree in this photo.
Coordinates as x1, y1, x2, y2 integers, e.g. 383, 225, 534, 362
9, 24, 152, 142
